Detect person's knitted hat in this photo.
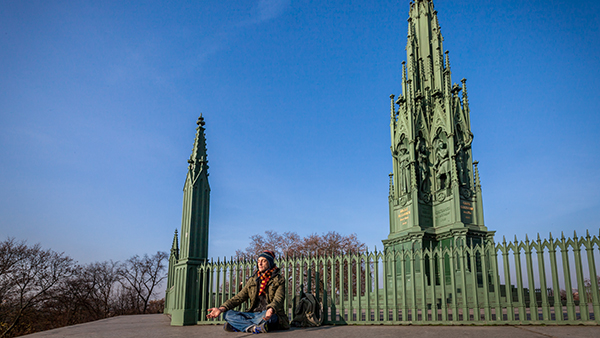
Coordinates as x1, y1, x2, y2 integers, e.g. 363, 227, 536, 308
258, 250, 276, 269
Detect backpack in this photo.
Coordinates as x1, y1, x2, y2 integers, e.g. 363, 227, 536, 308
291, 290, 323, 327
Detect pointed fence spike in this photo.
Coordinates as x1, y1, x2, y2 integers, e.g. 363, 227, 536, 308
586, 229, 590, 238
525, 234, 529, 242
514, 234, 518, 243
537, 233, 541, 241
561, 231, 565, 240
574, 230, 578, 238
502, 236, 506, 244
549, 232, 553, 240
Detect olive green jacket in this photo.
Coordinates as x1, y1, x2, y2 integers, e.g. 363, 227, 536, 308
221, 268, 290, 330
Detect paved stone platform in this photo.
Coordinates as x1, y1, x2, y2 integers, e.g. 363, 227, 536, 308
22, 314, 600, 338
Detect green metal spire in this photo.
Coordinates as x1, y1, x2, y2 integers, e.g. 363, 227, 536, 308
166, 115, 212, 326
187, 114, 209, 184
171, 229, 179, 257
180, 114, 210, 261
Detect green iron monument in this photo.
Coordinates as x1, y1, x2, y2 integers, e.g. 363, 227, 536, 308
165, 115, 210, 326
165, 0, 499, 326
383, 0, 495, 254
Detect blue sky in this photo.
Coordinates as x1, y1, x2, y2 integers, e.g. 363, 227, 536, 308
1, 0, 599, 266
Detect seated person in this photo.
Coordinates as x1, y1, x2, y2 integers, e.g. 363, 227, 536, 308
206, 250, 290, 333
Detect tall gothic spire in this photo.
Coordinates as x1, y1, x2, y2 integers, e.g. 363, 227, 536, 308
405, 0, 447, 96
166, 115, 212, 325
188, 114, 209, 180
179, 114, 210, 262
384, 0, 492, 252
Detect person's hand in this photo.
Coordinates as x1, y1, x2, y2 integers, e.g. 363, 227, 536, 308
263, 308, 274, 320
206, 307, 223, 319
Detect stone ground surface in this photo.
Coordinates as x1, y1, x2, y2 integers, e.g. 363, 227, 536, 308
21, 314, 600, 338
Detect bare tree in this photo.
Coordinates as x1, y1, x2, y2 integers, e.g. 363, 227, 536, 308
235, 231, 367, 300
236, 230, 366, 259
55, 260, 121, 323
118, 251, 168, 314
0, 238, 28, 307
299, 231, 366, 256
0, 240, 75, 338
0, 238, 169, 337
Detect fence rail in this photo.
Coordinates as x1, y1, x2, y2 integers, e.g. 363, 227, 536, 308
168, 231, 600, 325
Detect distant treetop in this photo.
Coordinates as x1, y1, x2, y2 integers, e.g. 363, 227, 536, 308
235, 230, 366, 260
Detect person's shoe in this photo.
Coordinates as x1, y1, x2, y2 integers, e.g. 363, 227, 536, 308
223, 322, 238, 332
253, 322, 269, 334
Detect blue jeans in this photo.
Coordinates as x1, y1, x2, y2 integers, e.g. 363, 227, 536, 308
224, 309, 278, 332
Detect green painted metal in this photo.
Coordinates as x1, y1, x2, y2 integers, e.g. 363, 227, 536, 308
383, 0, 494, 255
195, 231, 599, 326
164, 115, 211, 325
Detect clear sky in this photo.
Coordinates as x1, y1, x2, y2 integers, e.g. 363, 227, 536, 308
1, 0, 599, 266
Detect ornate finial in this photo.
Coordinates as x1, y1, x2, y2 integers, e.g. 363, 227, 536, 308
461, 78, 469, 113
514, 234, 518, 243
171, 229, 179, 254
197, 114, 205, 127
573, 230, 577, 238
561, 231, 565, 240
402, 61, 407, 90
586, 229, 590, 238
525, 234, 529, 242
537, 233, 541, 242
502, 236, 506, 245
390, 94, 396, 119
549, 232, 553, 240
473, 161, 481, 188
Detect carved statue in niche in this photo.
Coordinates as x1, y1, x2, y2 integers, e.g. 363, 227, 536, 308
394, 144, 411, 194
434, 139, 451, 190
456, 150, 466, 186
416, 137, 429, 193
454, 124, 473, 187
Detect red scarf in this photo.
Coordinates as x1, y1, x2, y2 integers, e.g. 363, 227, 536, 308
258, 266, 277, 296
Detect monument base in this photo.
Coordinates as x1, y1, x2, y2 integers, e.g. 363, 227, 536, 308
170, 309, 198, 326
382, 226, 495, 252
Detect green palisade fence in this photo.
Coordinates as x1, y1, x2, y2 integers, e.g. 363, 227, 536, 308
177, 231, 600, 325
